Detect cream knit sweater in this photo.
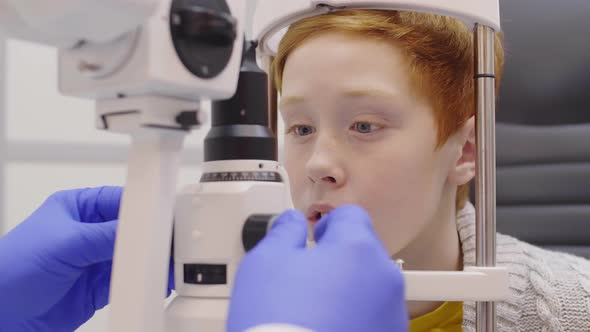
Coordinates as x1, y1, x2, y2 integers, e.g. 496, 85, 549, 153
457, 203, 590, 331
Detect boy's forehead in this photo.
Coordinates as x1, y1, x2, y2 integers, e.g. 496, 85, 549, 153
285, 32, 409, 80
280, 89, 401, 108
292, 31, 402, 57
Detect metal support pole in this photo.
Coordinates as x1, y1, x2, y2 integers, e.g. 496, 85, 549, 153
0, 39, 6, 235
474, 24, 497, 332
267, 56, 279, 158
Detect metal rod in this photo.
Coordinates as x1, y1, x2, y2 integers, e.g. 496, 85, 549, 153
267, 56, 279, 158
474, 24, 497, 332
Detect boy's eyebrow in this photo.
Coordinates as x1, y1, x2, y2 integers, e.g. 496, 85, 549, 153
279, 96, 306, 108
342, 89, 399, 100
280, 89, 399, 109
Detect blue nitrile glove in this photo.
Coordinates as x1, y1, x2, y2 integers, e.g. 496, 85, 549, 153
227, 205, 408, 332
0, 186, 175, 331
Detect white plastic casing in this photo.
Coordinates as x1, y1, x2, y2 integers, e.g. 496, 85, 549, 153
404, 267, 510, 301
165, 160, 293, 332
172, 160, 292, 299
0, 0, 158, 48
58, 0, 246, 102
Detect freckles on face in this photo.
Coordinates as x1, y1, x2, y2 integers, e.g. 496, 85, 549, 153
280, 32, 450, 254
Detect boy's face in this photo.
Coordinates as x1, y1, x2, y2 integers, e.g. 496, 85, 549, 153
280, 32, 473, 255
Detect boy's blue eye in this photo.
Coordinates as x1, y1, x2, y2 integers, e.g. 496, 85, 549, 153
352, 122, 378, 134
293, 125, 315, 136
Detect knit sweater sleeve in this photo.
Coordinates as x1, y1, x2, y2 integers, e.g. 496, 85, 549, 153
456, 203, 590, 332
515, 241, 590, 331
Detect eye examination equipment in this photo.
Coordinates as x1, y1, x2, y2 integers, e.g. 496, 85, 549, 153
0, 1, 507, 331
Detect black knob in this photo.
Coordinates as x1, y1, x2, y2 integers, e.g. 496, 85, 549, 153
242, 215, 276, 252
171, 5, 236, 46
170, 0, 237, 79
175, 110, 201, 130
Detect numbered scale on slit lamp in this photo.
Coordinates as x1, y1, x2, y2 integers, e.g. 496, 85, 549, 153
200, 172, 283, 183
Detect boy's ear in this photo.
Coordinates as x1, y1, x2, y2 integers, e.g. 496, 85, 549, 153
449, 116, 476, 186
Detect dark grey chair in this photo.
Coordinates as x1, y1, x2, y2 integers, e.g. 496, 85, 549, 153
470, 0, 590, 258
494, 124, 590, 258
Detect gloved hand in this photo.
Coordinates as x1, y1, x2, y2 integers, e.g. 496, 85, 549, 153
0, 186, 174, 331
227, 205, 408, 332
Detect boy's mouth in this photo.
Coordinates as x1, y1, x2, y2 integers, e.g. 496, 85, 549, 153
307, 212, 323, 223
306, 203, 335, 223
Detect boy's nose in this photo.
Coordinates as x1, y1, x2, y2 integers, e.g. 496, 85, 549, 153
306, 151, 346, 188
309, 174, 339, 185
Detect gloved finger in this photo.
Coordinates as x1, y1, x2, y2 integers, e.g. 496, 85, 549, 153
256, 210, 308, 251
314, 205, 378, 246
69, 219, 119, 266
93, 267, 112, 311
78, 186, 123, 223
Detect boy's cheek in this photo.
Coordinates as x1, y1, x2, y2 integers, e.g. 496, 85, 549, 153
365, 202, 431, 254
358, 175, 429, 220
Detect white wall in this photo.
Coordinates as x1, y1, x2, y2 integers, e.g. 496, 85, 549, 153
0, 1, 286, 331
